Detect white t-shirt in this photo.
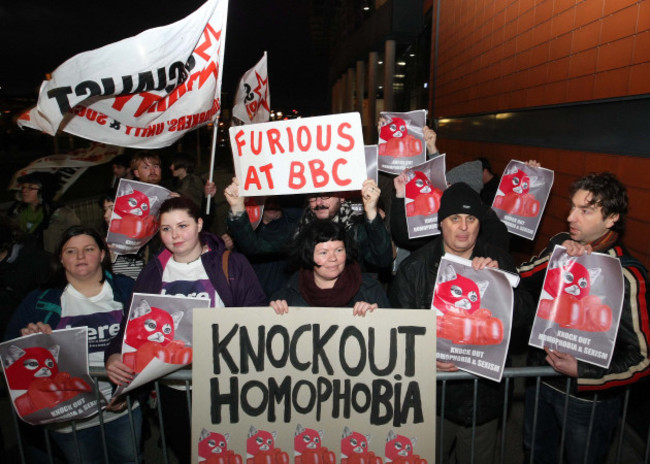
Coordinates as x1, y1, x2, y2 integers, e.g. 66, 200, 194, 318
54, 281, 134, 432
161, 257, 224, 308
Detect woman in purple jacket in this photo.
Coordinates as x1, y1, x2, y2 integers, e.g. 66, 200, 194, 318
105, 196, 266, 462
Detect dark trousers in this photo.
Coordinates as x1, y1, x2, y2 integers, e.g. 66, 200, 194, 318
523, 384, 621, 464
158, 384, 191, 463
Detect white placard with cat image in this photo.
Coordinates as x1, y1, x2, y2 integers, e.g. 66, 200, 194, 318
528, 246, 624, 368
0, 328, 102, 425
432, 256, 515, 382
113, 293, 209, 396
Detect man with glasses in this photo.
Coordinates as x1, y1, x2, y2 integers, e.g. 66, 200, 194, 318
217, 177, 394, 281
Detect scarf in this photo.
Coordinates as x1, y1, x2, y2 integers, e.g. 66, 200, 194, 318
19, 206, 44, 234
589, 230, 618, 252
299, 261, 362, 307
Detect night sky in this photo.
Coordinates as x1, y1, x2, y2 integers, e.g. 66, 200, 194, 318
0, 0, 329, 115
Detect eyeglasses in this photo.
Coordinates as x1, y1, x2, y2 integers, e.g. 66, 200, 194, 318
21, 185, 40, 191
308, 196, 332, 203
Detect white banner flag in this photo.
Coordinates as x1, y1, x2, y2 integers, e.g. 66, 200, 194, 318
17, 0, 228, 149
9, 143, 123, 199
232, 52, 270, 124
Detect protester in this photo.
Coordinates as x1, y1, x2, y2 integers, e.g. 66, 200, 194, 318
131, 151, 162, 185
169, 152, 204, 208
518, 172, 650, 464
128, 151, 173, 262
104, 196, 266, 463
270, 220, 389, 314
102, 190, 145, 279
223, 187, 300, 297
111, 153, 133, 188
390, 182, 533, 464
5, 226, 141, 464
389, 166, 509, 254
0, 217, 53, 340
478, 157, 500, 205
210, 177, 394, 272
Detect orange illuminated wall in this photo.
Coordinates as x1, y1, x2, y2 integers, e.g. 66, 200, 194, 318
430, 0, 650, 267
434, 0, 650, 114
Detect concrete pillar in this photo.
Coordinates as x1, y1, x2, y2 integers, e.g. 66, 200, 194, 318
367, 51, 378, 142
384, 39, 396, 112
356, 60, 365, 115
346, 67, 356, 112
331, 77, 340, 113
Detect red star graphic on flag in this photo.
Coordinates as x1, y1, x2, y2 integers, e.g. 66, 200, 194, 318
253, 71, 270, 113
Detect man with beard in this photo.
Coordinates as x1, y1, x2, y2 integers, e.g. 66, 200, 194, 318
215, 176, 394, 287
130, 151, 162, 185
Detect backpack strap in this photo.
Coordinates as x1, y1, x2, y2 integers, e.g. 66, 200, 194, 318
222, 250, 231, 287
34, 290, 62, 325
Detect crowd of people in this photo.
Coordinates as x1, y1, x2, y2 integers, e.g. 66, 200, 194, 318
1, 131, 648, 464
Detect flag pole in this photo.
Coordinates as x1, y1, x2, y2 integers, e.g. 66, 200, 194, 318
205, 121, 218, 215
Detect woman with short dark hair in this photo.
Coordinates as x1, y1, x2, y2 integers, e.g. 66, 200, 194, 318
270, 220, 390, 315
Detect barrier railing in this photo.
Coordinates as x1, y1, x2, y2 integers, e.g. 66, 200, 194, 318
2, 366, 648, 464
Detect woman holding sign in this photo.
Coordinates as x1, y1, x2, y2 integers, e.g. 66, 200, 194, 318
5, 225, 141, 464
270, 220, 390, 314
105, 196, 267, 463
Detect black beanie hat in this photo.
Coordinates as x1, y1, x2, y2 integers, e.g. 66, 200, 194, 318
438, 182, 484, 225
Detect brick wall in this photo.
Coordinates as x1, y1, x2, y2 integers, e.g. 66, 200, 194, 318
431, 0, 650, 267
434, 0, 650, 115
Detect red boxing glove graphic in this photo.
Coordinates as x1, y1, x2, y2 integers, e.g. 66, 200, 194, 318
385, 431, 427, 464
123, 340, 192, 373
433, 265, 503, 345
378, 136, 423, 158
493, 192, 540, 217
538, 294, 612, 332
437, 309, 504, 345
110, 214, 159, 239
341, 427, 383, 464
246, 427, 289, 464
493, 167, 541, 217
199, 429, 243, 464
295, 425, 336, 464
404, 171, 442, 217
378, 117, 423, 158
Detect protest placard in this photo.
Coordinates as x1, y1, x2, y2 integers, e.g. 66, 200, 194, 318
492, 160, 554, 240
230, 113, 367, 197
192, 306, 436, 464
528, 246, 624, 368
106, 179, 171, 255
349, 145, 379, 216
0, 328, 101, 425
377, 110, 427, 174
405, 155, 447, 239
432, 255, 517, 382
114, 293, 208, 395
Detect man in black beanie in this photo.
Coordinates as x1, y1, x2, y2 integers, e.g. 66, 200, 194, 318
390, 182, 534, 464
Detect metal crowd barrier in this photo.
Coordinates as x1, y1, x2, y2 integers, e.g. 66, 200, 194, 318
3, 367, 648, 464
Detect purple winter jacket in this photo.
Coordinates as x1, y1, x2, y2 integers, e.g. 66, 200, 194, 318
104, 232, 267, 363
